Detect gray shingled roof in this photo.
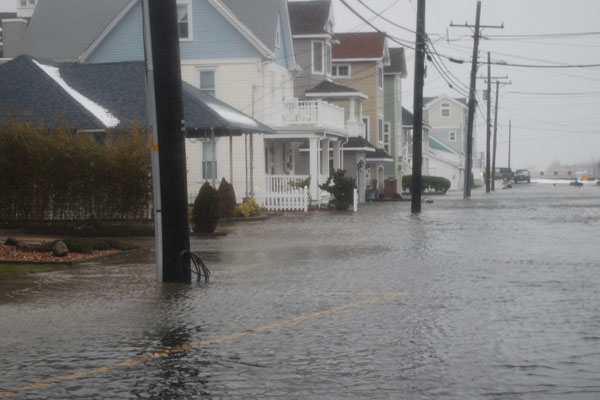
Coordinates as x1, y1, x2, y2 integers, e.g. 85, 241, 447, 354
0, 56, 272, 135
366, 148, 393, 162
288, 0, 331, 35
305, 80, 361, 94
222, 0, 281, 52
384, 47, 407, 75
19, 0, 131, 62
402, 107, 414, 126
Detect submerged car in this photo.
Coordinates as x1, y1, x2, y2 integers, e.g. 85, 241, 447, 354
514, 169, 531, 183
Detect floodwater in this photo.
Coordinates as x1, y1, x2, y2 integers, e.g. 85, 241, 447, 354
1, 182, 599, 399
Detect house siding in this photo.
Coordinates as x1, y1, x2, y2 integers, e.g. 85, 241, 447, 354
88, 0, 263, 64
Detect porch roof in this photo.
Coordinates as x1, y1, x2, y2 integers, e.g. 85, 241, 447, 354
342, 136, 376, 152
365, 148, 393, 162
305, 80, 368, 100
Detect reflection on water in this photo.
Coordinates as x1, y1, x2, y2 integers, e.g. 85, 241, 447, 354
1, 184, 599, 399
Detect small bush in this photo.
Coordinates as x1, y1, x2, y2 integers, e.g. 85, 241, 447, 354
319, 169, 355, 210
218, 178, 237, 219
235, 198, 260, 218
27, 238, 137, 254
402, 175, 451, 194
192, 182, 221, 233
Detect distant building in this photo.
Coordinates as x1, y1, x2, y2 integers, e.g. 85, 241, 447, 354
0, 12, 17, 58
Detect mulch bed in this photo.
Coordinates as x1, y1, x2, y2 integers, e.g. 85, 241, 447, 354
0, 244, 120, 264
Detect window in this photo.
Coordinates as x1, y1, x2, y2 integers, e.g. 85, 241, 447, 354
362, 117, 370, 141
441, 102, 450, 117
449, 131, 456, 141
384, 122, 391, 153
378, 117, 384, 143
202, 142, 217, 180
377, 63, 383, 90
177, 1, 192, 40
275, 19, 280, 48
332, 64, 350, 78
199, 70, 215, 97
326, 43, 332, 75
312, 41, 324, 74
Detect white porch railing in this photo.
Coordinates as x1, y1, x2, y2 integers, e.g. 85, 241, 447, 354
270, 100, 346, 132
266, 174, 310, 193
263, 187, 309, 212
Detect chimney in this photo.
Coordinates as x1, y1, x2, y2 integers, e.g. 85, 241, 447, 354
2, 18, 28, 59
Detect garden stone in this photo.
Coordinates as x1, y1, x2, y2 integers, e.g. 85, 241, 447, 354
52, 241, 69, 257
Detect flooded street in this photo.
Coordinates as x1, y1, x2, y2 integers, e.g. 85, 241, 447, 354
1, 183, 599, 399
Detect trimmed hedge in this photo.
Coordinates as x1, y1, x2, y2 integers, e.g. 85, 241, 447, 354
0, 121, 152, 222
191, 182, 220, 233
402, 175, 451, 194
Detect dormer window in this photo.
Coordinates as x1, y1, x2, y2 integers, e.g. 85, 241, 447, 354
312, 41, 324, 74
441, 102, 450, 117
177, 1, 192, 41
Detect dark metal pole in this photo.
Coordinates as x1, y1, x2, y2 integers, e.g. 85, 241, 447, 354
463, 1, 481, 198
142, 0, 190, 283
485, 52, 491, 193
411, 0, 426, 213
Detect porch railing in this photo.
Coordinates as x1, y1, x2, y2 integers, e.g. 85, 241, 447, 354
266, 174, 310, 193
270, 100, 346, 132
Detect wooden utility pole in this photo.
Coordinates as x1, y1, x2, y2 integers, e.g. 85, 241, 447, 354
142, 0, 191, 283
485, 52, 491, 193
451, 3, 502, 198
411, 0, 426, 213
491, 79, 511, 190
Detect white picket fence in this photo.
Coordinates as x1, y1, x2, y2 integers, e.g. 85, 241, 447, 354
262, 187, 309, 212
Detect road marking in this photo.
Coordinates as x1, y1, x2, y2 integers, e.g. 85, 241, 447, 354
0, 292, 407, 398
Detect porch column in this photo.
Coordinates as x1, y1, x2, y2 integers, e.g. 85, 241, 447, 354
358, 100, 363, 121
321, 138, 330, 178
332, 140, 340, 170
348, 99, 356, 122
309, 137, 319, 200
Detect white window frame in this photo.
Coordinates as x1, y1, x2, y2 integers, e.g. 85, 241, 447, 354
177, 0, 193, 41
312, 40, 324, 75
378, 116, 384, 144
332, 63, 351, 78
362, 116, 370, 141
326, 42, 332, 76
441, 102, 450, 117
449, 131, 456, 141
200, 141, 218, 181
197, 68, 216, 97
377, 63, 383, 90
275, 18, 281, 49
383, 122, 391, 153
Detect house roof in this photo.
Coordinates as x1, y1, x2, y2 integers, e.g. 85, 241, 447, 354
288, 0, 331, 36
429, 136, 455, 154
384, 47, 407, 76
221, 0, 283, 53
365, 147, 393, 162
0, 56, 272, 135
0, 12, 17, 20
402, 107, 429, 129
304, 80, 367, 99
332, 32, 387, 60
18, 0, 132, 62
424, 95, 468, 108
343, 136, 376, 152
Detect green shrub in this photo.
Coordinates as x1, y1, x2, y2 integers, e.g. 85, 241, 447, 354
235, 198, 260, 218
319, 169, 355, 210
192, 182, 221, 233
402, 175, 451, 194
217, 178, 237, 219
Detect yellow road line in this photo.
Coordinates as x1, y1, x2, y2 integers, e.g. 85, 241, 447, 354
0, 292, 407, 398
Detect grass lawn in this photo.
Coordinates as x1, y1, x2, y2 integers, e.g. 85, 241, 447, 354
0, 263, 72, 279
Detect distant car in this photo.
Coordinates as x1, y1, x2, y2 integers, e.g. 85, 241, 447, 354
494, 167, 514, 182
514, 169, 531, 183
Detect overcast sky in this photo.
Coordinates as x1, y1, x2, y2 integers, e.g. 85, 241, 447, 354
329, 0, 600, 171
2, 0, 599, 171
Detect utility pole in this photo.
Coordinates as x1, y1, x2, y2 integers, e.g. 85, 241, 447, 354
451, 3, 503, 198
491, 79, 511, 191
485, 52, 491, 193
142, 0, 191, 283
508, 120, 512, 169
411, 0, 426, 213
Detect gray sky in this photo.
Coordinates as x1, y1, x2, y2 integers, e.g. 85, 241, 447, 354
330, 0, 600, 171
2, 0, 599, 171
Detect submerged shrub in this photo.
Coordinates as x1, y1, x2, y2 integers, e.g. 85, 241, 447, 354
192, 182, 221, 233
235, 198, 260, 218
319, 169, 355, 210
